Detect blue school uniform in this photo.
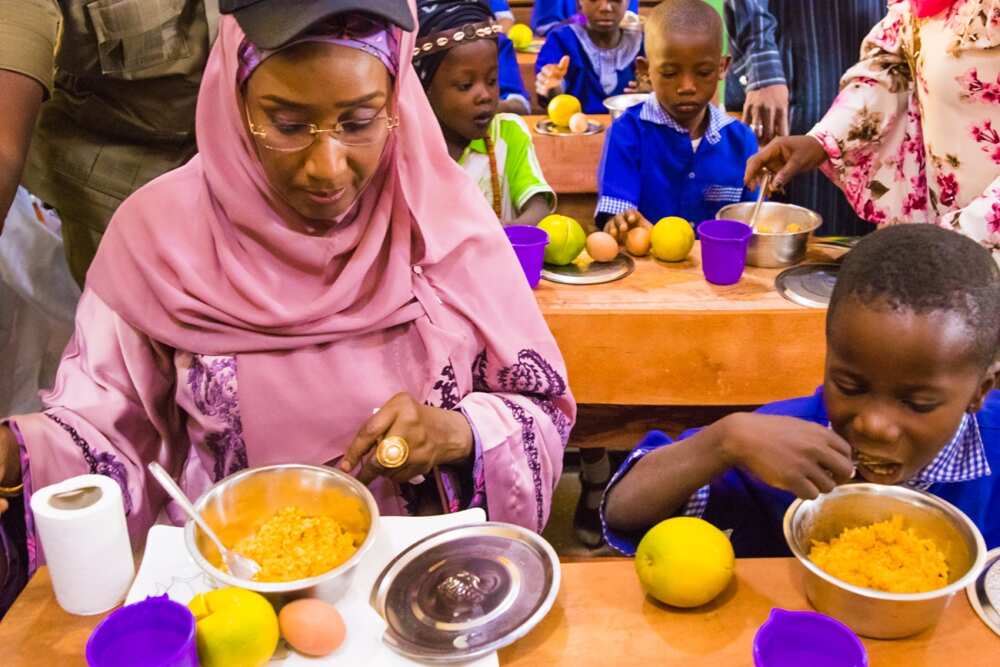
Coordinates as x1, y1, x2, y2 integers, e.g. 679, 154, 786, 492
532, 0, 640, 35
596, 95, 759, 225
491, 0, 513, 22
498, 34, 530, 114
601, 388, 1000, 556
535, 24, 643, 114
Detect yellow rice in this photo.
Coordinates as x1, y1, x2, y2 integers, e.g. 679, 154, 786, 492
808, 515, 949, 594
234, 506, 366, 582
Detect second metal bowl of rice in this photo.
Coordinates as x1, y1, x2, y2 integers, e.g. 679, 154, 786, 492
784, 483, 986, 639
184, 463, 380, 604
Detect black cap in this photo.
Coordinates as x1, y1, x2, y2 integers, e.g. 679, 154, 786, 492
220, 0, 415, 49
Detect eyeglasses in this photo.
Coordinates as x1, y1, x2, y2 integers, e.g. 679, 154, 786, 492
244, 103, 399, 152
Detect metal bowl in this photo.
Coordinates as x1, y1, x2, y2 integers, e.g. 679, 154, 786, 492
784, 484, 987, 639
603, 93, 649, 120
184, 463, 380, 604
716, 201, 822, 268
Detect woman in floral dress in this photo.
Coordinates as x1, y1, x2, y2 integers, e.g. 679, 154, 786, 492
747, 0, 1000, 261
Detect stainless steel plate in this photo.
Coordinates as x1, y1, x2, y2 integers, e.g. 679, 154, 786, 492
541, 253, 635, 285
370, 523, 560, 663
775, 263, 839, 309
534, 118, 605, 137
967, 547, 1000, 637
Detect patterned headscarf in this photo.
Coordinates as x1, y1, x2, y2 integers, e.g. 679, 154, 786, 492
413, 0, 496, 89
237, 13, 400, 87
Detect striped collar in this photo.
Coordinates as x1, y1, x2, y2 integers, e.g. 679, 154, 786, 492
905, 413, 991, 490
638, 94, 735, 145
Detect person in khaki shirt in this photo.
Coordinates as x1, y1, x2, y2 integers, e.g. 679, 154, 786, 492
0, 0, 217, 286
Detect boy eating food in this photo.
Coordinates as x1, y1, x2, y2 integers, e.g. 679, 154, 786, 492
596, 0, 757, 237
603, 224, 1000, 554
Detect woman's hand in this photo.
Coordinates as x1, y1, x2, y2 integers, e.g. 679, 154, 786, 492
339, 393, 473, 485
536, 56, 570, 98
0, 425, 22, 515
716, 413, 855, 499
605, 209, 651, 243
745, 135, 829, 192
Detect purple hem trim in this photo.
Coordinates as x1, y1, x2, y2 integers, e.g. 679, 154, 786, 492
43, 413, 133, 515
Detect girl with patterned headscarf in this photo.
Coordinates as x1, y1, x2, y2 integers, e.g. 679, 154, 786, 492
415, 0, 556, 226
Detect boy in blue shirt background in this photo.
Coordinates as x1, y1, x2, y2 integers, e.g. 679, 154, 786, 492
535, 0, 645, 114
596, 0, 756, 237
603, 224, 1000, 555
532, 0, 640, 36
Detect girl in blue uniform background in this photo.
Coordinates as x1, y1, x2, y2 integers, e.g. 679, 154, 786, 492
535, 0, 645, 114
603, 224, 1000, 555
532, 0, 640, 36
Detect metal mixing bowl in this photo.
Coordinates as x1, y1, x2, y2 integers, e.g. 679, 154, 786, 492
603, 93, 649, 120
716, 201, 822, 268
784, 484, 987, 639
184, 464, 380, 604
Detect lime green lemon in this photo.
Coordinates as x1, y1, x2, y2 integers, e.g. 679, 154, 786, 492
538, 214, 587, 265
650, 216, 695, 262
634, 517, 735, 608
188, 588, 279, 667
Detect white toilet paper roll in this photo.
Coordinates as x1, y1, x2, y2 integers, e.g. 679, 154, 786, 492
29, 474, 135, 615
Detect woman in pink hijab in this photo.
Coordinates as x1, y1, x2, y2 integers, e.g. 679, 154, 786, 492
0, 0, 574, 613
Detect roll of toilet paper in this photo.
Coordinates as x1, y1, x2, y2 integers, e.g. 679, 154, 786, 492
29, 474, 135, 615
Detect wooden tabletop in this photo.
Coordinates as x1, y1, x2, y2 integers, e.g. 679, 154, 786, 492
526, 113, 609, 194
535, 243, 836, 405
4, 558, 993, 665
499, 558, 998, 666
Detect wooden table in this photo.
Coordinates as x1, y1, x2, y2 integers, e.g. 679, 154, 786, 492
3, 558, 993, 665
535, 243, 834, 406
527, 113, 608, 195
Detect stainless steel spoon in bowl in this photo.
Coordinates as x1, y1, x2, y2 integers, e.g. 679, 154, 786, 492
747, 170, 774, 232
147, 462, 261, 581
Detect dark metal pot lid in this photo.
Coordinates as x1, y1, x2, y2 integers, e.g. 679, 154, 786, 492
967, 547, 1000, 637
370, 522, 560, 662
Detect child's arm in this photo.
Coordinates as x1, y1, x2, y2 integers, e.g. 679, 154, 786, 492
501, 115, 557, 226
508, 193, 552, 227
604, 413, 855, 533
595, 115, 642, 231
535, 34, 570, 101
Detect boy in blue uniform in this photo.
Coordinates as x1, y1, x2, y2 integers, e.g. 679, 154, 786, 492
535, 0, 645, 114
532, 0, 640, 36
596, 0, 757, 236
498, 33, 532, 114
603, 224, 1000, 555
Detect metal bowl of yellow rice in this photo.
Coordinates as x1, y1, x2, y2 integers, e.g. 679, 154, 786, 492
184, 463, 379, 604
784, 483, 987, 639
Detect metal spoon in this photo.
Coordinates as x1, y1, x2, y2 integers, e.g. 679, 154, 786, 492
147, 462, 261, 580
747, 170, 773, 231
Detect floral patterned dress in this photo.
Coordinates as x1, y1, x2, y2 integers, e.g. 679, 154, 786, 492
809, 0, 1000, 261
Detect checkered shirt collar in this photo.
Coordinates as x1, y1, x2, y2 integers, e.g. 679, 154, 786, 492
904, 413, 991, 490
638, 94, 734, 145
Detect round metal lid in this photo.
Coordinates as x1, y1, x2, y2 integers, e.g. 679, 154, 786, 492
542, 253, 635, 285
775, 263, 840, 309
370, 523, 560, 663
967, 547, 1000, 637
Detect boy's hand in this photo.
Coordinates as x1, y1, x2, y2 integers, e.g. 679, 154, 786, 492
717, 413, 854, 499
606, 209, 651, 243
536, 56, 570, 97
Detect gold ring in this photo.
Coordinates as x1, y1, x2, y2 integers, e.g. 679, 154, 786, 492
375, 435, 410, 469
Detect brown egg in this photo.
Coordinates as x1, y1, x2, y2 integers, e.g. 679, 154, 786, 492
587, 231, 620, 262
625, 227, 651, 256
279, 598, 346, 657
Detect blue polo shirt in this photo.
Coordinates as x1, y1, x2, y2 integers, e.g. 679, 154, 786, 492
532, 0, 640, 35
596, 95, 758, 225
491, 0, 512, 21
536, 24, 643, 114
601, 388, 1000, 557
498, 34, 530, 114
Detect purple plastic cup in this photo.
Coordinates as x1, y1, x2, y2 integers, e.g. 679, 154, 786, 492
86, 595, 199, 667
753, 608, 868, 667
697, 219, 753, 285
505, 225, 549, 289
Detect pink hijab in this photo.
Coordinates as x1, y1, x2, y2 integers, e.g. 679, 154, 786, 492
86, 3, 567, 466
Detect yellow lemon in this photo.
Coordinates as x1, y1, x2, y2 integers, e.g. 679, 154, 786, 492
537, 214, 587, 265
188, 588, 279, 667
634, 517, 735, 608
508, 23, 533, 50
650, 216, 695, 262
547, 94, 582, 127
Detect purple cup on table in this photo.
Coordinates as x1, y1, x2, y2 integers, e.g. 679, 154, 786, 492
505, 225, 549, 289
753, 608, 868, 667
86, 595, 199, 667
697, 219, 753, 285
